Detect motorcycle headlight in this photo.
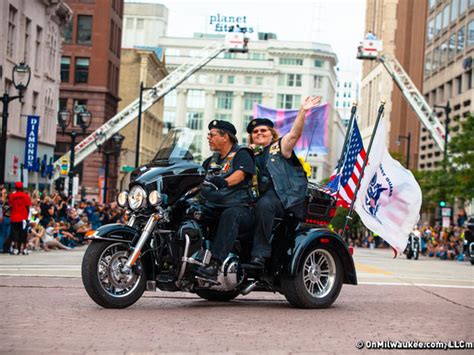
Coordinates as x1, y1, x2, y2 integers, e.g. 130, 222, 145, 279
148, 190, 162, 206
128, 185, 147, 211
117, 191, 128, 208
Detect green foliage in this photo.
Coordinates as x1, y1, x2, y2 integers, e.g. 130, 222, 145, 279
329, 207, 362, 233
389, 151, 407, 168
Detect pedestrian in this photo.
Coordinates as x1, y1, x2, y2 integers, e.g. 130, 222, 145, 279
8, 181, 31, 255
0, 186, 12, 252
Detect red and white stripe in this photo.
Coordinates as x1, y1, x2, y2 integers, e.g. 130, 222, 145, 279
336, 149, 367, 208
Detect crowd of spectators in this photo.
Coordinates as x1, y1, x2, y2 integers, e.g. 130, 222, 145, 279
0, 184, 124, 255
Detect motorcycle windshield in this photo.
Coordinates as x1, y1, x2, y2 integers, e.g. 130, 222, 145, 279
152, 128, 196, 162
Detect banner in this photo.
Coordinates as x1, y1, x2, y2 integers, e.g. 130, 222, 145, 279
354, 120, 422, 252
253, 103, 329, 154
24, 115, 40, 171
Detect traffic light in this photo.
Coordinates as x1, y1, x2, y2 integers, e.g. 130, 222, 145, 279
439, 200, 446, 207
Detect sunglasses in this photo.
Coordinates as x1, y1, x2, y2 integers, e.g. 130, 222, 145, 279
252, 128, 270, 134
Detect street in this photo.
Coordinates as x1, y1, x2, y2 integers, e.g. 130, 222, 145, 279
0, 247, 472, 353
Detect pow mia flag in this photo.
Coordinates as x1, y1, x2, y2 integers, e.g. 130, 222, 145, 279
24, 115, 40, 171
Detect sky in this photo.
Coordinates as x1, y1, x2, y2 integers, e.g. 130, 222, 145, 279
126, 0, 367, 77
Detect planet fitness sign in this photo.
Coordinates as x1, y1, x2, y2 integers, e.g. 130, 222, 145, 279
208, 13, 254, 33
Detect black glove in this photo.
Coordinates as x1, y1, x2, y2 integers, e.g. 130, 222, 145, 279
207, 176, 228, 189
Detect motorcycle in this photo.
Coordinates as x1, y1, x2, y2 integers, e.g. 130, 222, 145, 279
463, 217, 474, 265
405, 232, 420, 260
81, 128, 357, 309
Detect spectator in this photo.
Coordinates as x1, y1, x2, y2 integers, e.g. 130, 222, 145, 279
8, 182, 31, 255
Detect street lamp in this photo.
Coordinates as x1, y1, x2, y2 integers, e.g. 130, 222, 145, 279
58, 107, 92, 201
0, 62, 31, 184
396, 132, 411, 168
434, 101, 451, 165
136, 82, 156, 168
96, 132, 124, 203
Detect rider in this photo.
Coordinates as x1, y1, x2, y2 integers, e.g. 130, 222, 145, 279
193, 120, 256, 281
248, 96, 321, 267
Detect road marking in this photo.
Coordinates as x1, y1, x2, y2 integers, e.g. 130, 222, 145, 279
358, 273, 474, 283
355, 262, 393, 275
359, 281, 474, 289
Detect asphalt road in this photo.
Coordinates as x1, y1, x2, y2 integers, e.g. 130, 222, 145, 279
0, 247, 472, 353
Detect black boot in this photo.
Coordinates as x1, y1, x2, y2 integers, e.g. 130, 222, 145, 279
193, 259, 220, 281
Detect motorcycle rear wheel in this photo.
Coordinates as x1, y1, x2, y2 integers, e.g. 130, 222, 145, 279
281, 246, 343, 309
82, 241, 146, 309
195, 289, 240, 302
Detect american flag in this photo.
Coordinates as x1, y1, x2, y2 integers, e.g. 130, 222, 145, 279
326, 120, 366, 208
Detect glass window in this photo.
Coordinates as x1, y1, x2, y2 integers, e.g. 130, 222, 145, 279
313, 75, 323, 89
277, 94, 301, 109
186, 112, 203, 130
432, 46, 440, 71
279, 74, 302, 87
227, 75, 235, 84
456, 75, 462, 94
448, 34, 456, 61
429, 0, 436, 10
216, 91, 233, 109
125, 18, 133, 29
457, 27, 465, 52
77, 15, 92, 45
190, 134, 202, 162
467, 21, 474, 46
63, 19, 73, 43
451, 0, 459, 23
460, 0, 468, 14
73, 99, 87, 126
435, 12, 442, 35
255, 77, 263, 85
60, 57, 70, 83
137, 19, 144, 30
440, 42, 448, 65
215, 113, 232, 122
217, 75, 224, 84
442, 5, 450, 29
164, 90, 176, 107
249, 53, 265, 60
314, 59, 324, 68
186, 89, 205, 108
279, 58, 303, 65
163, 111, 176, 129
245, 76, 252, 85
75, 57, 90, 83
244, 92, 262, 111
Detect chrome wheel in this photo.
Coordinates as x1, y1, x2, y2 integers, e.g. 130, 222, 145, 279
97, 243, 142, 298
303, 249, 336, 299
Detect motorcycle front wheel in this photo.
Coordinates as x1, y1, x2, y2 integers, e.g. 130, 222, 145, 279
413, 242, 420, 260
281, 246, 343, 309
82, 241, 146, 309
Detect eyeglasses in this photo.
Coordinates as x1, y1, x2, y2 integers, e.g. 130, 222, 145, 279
252, 128, 270, 134
207, 132, 221, 138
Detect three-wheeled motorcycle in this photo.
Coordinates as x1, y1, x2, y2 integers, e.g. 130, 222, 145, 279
81, 128, 357, 309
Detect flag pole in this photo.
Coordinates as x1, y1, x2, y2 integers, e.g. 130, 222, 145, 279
341, 100, 386, 243
335, 103, 358, 176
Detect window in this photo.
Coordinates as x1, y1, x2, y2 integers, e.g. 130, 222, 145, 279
451, 0, 459, 23
34, 26, 42, 71
227, 75, 235, 84
137, 19, 144, 30
279, 58, 303, 66
59, 98, 68, 112
446, 80, 453, 98
186, 112, 203, 130
465, 70, 472, 89
190, 135, 202, 162
442, 5, 450, 30
244, 92, 262, 111
460, 0, 468, 15
458, 27, 465, 52
60, 57, 71, 83
277, 94, 301, 109
125, 18, 133, 29
467, 21, 474, 46
73, 99, 88, 126
314, 59, 324, 68
245, 76, 252, 85
429, 0, 436, 10
63, 19, 73, 43
279, 74, 302, 87
313, 75, 323, 89
448, 34, 456, 61
440, 41, 448, 65
255, 77, 263, 85
435, 12, 442, 35
432, 46, 440, 71
7, 5, 17, 58
75, 57, 90, 83
77, 15, 92, 45
249, 53, 265, 60
216, 91, 233, 109
23, 17, 31, 63
163, 111, 176, 130
456, 75, 462, 94
217, 75, 224, 84
186, 89, 205, 108
215, 113, 232, 122
243, 114, 253, 129
164, 90, 177, 107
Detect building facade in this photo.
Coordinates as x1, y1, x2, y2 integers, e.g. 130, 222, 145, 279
422, 0, 474, 170
118, 48, 168, 173
0, 0, 71, 187
56, 0, 123, 199
157, 35, 345, 182
335, 68, 360, 127
359, 0, 427, 170
122, 2, 168, 49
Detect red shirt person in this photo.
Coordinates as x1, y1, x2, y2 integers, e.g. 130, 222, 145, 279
9, 182, 31, 223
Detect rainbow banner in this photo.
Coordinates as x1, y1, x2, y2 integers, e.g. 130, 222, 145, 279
253, 103, 329, 155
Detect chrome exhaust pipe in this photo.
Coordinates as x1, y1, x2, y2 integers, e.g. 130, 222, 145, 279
241, 281, 258, 295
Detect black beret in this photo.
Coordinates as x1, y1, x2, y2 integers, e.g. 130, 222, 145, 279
208, 120, 237, 136
246, 118, 274, 134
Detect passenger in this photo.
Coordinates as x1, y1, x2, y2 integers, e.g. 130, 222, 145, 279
247, 96, 321, 267
365, 31, 377, 40
192, 120, 256, 281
